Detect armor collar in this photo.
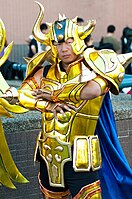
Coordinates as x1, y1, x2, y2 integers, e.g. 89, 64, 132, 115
55, 57, 84, 83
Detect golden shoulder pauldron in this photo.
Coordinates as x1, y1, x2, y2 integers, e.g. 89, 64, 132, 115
83, 48, 132, 95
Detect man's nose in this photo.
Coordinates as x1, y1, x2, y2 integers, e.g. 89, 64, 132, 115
61, 43, 68, 52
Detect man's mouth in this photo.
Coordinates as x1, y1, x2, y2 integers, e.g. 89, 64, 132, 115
62, 54, 71, 58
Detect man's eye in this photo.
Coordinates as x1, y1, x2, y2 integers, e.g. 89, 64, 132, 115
66, 39, 74, 45
67, 42, 72, 45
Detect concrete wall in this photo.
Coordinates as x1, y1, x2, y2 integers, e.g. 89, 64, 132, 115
0, 0, 132, 44
0, 117, 132, 199
0, 111, 43, 199
117, 119, 132, 165
0, 128, 42, 199
9, 44, 28, 64
0, 93, 132, 198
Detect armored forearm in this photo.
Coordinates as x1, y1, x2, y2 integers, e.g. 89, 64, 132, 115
51, 82, 86, 103
19, 76, 39, 90
18, 77, 49, 112
1, 88, 49, 113
51, 76, 108, 103
18, 90, 49, 112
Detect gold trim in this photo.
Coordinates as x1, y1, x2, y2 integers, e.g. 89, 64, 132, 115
38, 173, 70, 199
39, 135, 72, 187
73, 180, 101, 199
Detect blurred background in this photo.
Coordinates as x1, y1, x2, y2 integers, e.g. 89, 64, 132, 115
0, 0, 132, 74
0, 0, 131, 44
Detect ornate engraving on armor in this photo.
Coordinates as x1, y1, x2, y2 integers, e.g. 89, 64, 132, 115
84, 48, 125, 95
39, 135, 72, 187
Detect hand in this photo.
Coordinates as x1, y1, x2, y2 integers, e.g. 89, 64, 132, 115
45, 102, 72, 120
32, 89, 52, 101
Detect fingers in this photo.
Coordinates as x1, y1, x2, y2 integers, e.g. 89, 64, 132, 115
51, 104, 64, 117
32, 89, 43, 96
52, 103, 72, 119
53, 108, 58, 120
32, 89, 51, 95
52, 107, 65, 120
56, 106, 65, 115
32, 89, 51, 101
66, 103, 76, 111
60, 104, 71, 112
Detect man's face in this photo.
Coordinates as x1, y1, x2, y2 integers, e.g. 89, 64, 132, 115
54, 38, 80, 65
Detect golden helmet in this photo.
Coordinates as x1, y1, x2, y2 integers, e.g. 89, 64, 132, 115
32, 1, 96, 59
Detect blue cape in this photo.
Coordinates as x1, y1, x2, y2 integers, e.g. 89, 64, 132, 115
96, 92, 132, 199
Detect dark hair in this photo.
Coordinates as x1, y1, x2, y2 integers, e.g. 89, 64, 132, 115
77, 17, 84, 23
123, 26, 132, 38
84, 34, 91, 43
40, 23, 48, 31
107, 25, 116, 33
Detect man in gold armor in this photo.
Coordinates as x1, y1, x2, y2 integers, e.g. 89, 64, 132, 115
1, 2, 132, 199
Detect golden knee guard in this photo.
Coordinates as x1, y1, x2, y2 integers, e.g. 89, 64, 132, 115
73, 180, 102, 199
38, 173, 70, 199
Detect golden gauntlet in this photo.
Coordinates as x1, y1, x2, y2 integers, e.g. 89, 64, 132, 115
1, 87, 18, 104
18, 89, 49, 112
19, 76, 39, 90
73, 180, 102, 199
51, 82, 87, 103
51, 76, 108, 103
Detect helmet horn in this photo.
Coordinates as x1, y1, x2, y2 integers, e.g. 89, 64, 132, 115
0, 18, 6, 53
117, 53, 132, 69
32, 1, 50, 45
78, 19, 96, 40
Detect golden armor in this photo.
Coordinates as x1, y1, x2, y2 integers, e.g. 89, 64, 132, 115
20, 58, 107, 187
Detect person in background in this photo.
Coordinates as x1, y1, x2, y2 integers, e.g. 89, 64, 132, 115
84, 34, 94, 48
77, 17, 84, 26
0, 39, 26, 80
121, 26, 132, 74
27, 23, 49, 58
38, 23, 50, 52
27, 35, 38, 58
121, 26, 132, 54
98, 25, 121, 52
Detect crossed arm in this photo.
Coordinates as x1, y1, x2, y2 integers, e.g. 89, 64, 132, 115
1, 68, 109, 116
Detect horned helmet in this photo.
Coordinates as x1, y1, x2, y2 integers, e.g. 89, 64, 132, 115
32, 1, 132, 77
32, 1, 96, 61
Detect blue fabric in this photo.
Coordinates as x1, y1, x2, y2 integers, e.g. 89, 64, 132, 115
95, 92, 132, 199
0, 48, 4, 57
